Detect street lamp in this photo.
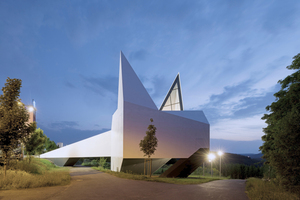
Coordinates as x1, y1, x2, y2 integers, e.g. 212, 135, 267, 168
218, 151, 223, 177
208, 153, 216, 177
27, 106, 35, 112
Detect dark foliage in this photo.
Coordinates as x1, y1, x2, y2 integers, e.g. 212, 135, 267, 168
260, 53, 300, 194
139, 118, 158, 158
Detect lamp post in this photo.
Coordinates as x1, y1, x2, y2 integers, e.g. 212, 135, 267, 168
208, 153, 216, 177
218, 151, 223, 177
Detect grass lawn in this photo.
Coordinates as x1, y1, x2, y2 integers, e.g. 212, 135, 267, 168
0, 158, 71, 190
92, 167, 226, 184
246, 178, 299, 200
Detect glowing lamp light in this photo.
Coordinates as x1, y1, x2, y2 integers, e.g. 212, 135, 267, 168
218, 151, 223, 156
217, 150, 224, 177
28, 106, 35, 112
208, 153, 216, 161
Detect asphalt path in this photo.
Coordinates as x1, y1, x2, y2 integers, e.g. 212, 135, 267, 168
0, 167, 249, 200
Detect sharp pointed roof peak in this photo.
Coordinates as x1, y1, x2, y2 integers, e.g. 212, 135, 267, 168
160, 73, 184, 111
118, 51, 157, 110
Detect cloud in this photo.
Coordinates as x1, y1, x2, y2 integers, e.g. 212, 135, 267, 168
40, 125, 110, 145
261, 1, 299, 34
65, 81, 76, 89
49, 121, 79, 130
81, 75, 118, 96
210, 139, 263, 154
129, 49, 148, 61
210, 114, 266, 141
199, 80, 270, 118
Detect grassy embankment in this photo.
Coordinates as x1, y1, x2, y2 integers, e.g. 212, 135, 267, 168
92, 167, 227, 184
246, 178, 299, 200
0, 158, 70, 190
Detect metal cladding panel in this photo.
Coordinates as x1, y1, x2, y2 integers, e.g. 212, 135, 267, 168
164, 110, 209, 124
40, 131, 111, 158
120, 52, 157, 110
123, 101, 209, 159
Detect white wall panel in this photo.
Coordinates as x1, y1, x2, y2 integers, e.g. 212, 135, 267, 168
40, 131, 111, 158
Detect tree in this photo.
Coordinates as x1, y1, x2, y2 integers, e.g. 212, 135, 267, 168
24, 128, 46, 162
98, 157, 107, 169
0, 78, 36, 176
44, 137, 58, 152
139, 118, 158, 177
260, 53, 300, 194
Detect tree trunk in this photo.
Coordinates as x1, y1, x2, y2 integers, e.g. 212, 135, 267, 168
22, 143, 24, 161
150, 158, 152, 177
144, 158, 146, 175
4, 151, 7, 177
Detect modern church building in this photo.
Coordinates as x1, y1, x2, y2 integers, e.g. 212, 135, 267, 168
40, 52, 210, 177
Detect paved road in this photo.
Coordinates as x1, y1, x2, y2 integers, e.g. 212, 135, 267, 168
0, 167, 249, 200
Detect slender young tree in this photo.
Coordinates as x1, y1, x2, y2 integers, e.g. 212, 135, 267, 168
260, 53, 300, 194
0, 78, 36, 176
139, 118, 158, 177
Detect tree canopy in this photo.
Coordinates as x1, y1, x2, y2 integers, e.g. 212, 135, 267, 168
0, 78, 36, 176
260, 53, 300, 194
24, 128, 46, 156
44, 137, 58, 152
24, 128, 58, 155
139, 118, 158, 158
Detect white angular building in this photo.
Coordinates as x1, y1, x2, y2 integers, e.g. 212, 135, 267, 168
41, 52, 210, 177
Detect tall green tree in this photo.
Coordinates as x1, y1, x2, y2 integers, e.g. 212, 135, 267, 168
139, 118, 158, 177
44, 137, 58, 152
24, 128, 46, 162
24, 127, 58, 155
260, 53, 300, 194
0, 78, 36, 176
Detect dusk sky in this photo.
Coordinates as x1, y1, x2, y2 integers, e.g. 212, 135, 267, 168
1, 0, 300, 154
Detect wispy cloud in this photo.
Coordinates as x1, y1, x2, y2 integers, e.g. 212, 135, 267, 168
81, 75, 118, 96
210, 139, 263, 154
129, 49, 148, 61
65, 81, 76, 89
211, 114, 266, 141
49, 121, 79, 130
40, 124, 110, 145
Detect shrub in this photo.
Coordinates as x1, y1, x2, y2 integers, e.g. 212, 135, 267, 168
0, 158, 71, 189
246, 178, 299, 200
0, 169, 70, 189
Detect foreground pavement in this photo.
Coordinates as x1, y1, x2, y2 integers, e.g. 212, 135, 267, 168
0, 167, 249, 200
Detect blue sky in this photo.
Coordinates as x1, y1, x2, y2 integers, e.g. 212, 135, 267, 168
1, 0, 300, 154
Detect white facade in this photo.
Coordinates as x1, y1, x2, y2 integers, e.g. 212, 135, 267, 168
40, 52, 209, 175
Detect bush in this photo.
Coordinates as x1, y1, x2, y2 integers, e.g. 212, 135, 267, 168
81, 158, 110, 169
0, 169, 70, 189
0, 158, 70, 189
7, 159, 41, 174
246, 178, 299, 200
191, 166, 220, 177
